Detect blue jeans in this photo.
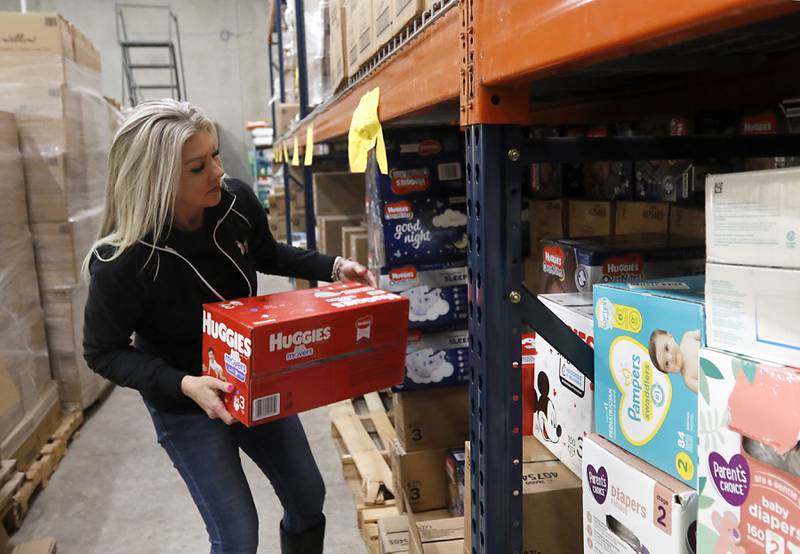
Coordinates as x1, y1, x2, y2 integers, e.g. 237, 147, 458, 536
146, 404, 326, 554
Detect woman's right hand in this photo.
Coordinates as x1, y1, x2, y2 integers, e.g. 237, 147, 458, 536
181, 375, 236, 425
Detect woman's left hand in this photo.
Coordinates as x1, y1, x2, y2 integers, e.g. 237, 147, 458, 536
338, 259, 376, 287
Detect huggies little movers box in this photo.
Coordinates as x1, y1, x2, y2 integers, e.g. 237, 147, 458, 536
698, 348, 800, 554
594, 276, 705, 486
202, 282, 409, 426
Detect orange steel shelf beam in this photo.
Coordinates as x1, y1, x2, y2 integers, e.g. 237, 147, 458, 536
281, 6, 460, 145
474, 0, 800, 87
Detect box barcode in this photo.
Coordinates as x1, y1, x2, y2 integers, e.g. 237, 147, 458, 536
45, 17, 58, 27
438, 163, 462, 181
252, 393, 280, 421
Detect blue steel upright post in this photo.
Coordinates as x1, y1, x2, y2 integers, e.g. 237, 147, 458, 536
466, 125, 525, 554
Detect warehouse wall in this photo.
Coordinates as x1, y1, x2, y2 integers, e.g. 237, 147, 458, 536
0, 0, 269, 183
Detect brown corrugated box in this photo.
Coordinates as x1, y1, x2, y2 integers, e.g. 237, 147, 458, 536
312, 171, 365, 217
568, 200, 614, 237
345, 0, 361, 75
69, 23, 100, 72
350, 233, 369, 266
390, 440, 450, 513
669, 205, 705, 239
0, 12, 74, 60
392, 0, 434, 35
379, 514, 463, 554
373, 0, 394, 47
355, 0, 376, 68
317, 215, 364, 258
328, 0, 348, 90
31, 210, 100, 289
0, 112, 29, 227
615, 201, 669, 235
393, 386, 468, 452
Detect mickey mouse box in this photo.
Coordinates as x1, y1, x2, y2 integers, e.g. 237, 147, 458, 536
202, 282, 409, 426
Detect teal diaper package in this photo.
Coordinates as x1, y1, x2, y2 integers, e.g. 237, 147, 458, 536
593, 276, 705, 486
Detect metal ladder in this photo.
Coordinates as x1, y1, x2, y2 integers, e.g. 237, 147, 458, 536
115, 3, 187, 106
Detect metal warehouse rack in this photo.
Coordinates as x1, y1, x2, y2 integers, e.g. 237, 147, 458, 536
270, 1, 800, 552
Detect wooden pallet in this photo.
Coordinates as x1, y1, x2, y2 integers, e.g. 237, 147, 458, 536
4, 410, 83, 530
329, 391, 400, 553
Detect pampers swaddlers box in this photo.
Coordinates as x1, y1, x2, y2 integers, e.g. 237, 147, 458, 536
698, 348, 800, 554
594, 276, 705, 486
366, 129, 467, 267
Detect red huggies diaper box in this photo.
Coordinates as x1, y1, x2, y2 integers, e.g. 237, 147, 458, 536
202, 282, 409, 426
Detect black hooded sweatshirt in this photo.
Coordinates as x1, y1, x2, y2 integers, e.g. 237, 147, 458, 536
83, 178, 336, 413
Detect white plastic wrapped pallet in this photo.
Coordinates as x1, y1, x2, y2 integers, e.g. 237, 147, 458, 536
0, 50, 119, 410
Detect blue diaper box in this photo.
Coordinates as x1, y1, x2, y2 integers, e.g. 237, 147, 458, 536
367, 129, 467, 267
377, 262, 467, 331
593, 276, 705, 486
394, 328, 469, 392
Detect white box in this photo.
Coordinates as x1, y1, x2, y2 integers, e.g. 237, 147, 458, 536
535, 293, 594, 477
706, 262, 800, 367
583, 434, 697, 554
698, 348, 800, 554
706, 167, 800, 268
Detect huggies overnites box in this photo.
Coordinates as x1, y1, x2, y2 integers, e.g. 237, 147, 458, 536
583, 434, 697, 554
594, 277, 705, 487
698, 348, 800, 554
202, 282, 409, 426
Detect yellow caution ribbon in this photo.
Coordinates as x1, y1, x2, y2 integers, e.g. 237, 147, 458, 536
304, 125, 314, 166
348, 87, 388, 174
291, 136, 300, 166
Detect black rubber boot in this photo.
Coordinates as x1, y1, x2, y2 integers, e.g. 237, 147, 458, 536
280, 514, 326, 554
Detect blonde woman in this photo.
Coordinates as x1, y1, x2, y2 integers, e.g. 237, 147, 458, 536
82, 99, 374, 554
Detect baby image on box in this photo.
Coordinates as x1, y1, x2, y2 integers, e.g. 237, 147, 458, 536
648, 329, 701, 393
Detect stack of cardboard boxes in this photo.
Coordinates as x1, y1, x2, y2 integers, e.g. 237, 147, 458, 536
0, 12, 120, 410
312, 171, 367, 261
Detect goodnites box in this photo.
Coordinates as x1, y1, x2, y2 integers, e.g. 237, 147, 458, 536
202, 282, 409, 426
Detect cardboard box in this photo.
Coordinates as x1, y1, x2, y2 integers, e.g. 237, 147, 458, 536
669, 205, 705, 239
345, 0, 361, 75
69, 23, 100, 72
0, 383, 58, 464
615, 201, 670, 236
378, 514, 464, 554
393, 385, 468, 451
396, 328, 468, 392
523, 257, 541, 294
540, 234, 705, 294
11, 537, 57, 554
697, 348, 800, 554
568, 200, 614, 237
706, 262, 800, 367
594, 276, 706, 486
583, 434, 697, 554
341, 225, 366, 259
0, 359, 23, 445
367, 129, 466, 267
268, 189, 305, 214
312, 171, 365, 217
269, 211, 305, 240
49, 350, 108, 410
377, 262, 467, 331
355, 0, 376, 67
202, 282, 408, 425
329, 0, 348, 90
392, 0, 433, 35
318, 215, 364, 258
706, 167, 800, 268
31, 210, 101, 289
350, 233, 369, 266
521, 333, 537, 437
391, 439, 450, 512
373, 0, 394, 47
535, 293, 594, 476
0, 112, 29, 227
445, 448, 465, 517
0, 12, 74, 59
275, 103, 299, 137
521, 436, 584, 553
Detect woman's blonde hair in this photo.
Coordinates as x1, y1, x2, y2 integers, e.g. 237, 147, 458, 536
81, 99, 216, 278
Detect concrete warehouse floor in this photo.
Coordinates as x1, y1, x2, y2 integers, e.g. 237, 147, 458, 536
10, 275, 368, 553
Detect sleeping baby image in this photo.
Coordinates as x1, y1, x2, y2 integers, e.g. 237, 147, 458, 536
648, 329, 700, 393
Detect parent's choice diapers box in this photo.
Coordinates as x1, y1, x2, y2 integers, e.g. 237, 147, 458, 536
367, 128, 467, 267
698, 348, 800, 554
535, 292, 595, 477
202, 282, 409, 426
377, 262, 467, 331
594, 276, 705, 486
584, 434, 698, 554
394, 328, 468, 392
706, 167, 800, 268
706, 262, 800, 368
